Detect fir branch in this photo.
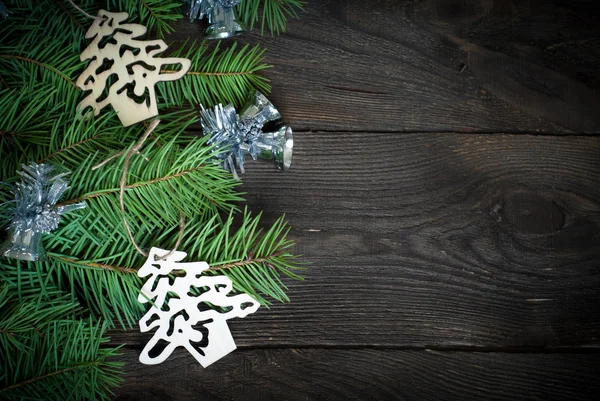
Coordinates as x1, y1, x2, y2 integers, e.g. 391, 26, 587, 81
0, 361, 103, 394
54, 134, 243, 224
59, 167, 205, 205
238, 0, 304, 35
109, 0, 183, 38
208, 251, 283, 272
0, 85, 65, 178
15, 209, 304, 321
39, 110, 197, 169
49, 255, 137, 274
1, 0, 86, 49
0, 287, 80, 342
0, 102, 137, 181
0, 39, 82, 111
181, 209, 304, 304
158, 41, 271, 108
39, 134, 102, 164
53, 0, 86, 32
0, 258, 143, 328
0, 55, 76, 88
0, 209, 303, 328
0, 282, 122, 400
1, 109, 232, 231
0, 316, 123, 400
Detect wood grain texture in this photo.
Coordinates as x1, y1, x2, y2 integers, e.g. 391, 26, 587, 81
113, 349, 600, 401
110, 1, 600, 399
110, 132, 600, 348
170, 0, 600, 133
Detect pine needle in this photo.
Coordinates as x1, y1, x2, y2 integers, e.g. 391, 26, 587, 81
158, 40, 271, 108
237, 0, 304, 35
0, 282, 123, 400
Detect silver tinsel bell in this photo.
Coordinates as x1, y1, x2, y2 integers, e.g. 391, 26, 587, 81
200, 91, 293, 178
188, 0, 213, 21
1, 163, 85, 261
186, 0, 245, 39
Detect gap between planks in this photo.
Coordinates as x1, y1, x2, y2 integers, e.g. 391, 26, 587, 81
112, 342, 600, 354
187, 128, 600, 137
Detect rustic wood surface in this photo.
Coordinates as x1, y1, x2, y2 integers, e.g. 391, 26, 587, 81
112, 0, 600, 400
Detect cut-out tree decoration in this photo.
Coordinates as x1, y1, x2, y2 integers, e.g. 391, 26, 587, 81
76, 10, 191, 127
138, 247, 260, 367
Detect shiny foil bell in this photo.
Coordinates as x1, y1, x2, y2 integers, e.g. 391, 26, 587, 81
242, 125, 293, 171
205, 0, 245, 39
187, 0, 213, 21
186, 0, 245, 39
1, 163, 85, 262
200, 91, 293, 177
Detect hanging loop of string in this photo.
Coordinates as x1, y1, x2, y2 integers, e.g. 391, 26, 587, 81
93, 119, 186, 260
66, 0, 105, 21
118, 120, 160, 258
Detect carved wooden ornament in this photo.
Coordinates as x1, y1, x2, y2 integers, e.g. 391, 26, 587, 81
76, 10, 191, 127
137, 248, 260, 367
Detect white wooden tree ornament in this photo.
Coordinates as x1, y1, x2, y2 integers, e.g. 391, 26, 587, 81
137, 247, 260, 367
76, 10, 191, 127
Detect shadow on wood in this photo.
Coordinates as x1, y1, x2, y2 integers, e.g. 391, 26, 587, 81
110, 132, 600, 348
169, 0, 600, 133
113, 348, 600, 401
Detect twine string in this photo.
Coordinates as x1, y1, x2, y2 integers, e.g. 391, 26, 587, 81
92, 149, 148, 171
157, 212, 186, 261
94, 119, 186, 259
65, 0, 105, 21
118, 120, 160, 257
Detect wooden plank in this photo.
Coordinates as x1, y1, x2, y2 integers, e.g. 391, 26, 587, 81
112, 349, 600, 401
109, 132, 600, 348
169, 0, 600, 133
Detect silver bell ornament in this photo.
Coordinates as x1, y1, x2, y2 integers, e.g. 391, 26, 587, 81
239, 90, 281, 123
244, 125, 293, 171
186, 0, 245, 39
187, 0, 214, 22
205, 0, 245, 39
200, 91, 293, 178
1, 163, 85, 262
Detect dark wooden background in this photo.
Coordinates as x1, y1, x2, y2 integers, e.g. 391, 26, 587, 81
111, 1, 600, 400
